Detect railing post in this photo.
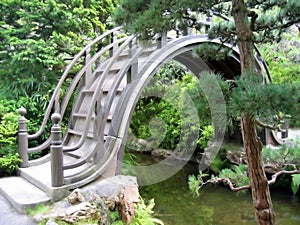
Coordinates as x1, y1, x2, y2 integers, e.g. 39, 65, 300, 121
85, 47, 92, 85
50, 113, 64, 187
110, 30, 118, 57
128, 38, 138, 82
157, 31, 167, 49
281, 118, 289, 139
18, 107, 29, 168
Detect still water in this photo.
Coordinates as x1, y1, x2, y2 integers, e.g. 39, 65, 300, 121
137, 157, 300, 225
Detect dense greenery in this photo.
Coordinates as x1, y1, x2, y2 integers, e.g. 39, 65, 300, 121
110, 198, 164, 225
0, 0, 117, 175
0, 0, 117, 98
129, 62, 214, 153
0, 0, 299, 224
259, 27, 300, 84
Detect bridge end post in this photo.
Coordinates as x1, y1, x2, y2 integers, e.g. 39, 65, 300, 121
50, 113, 64, 187
18, 107, 29, 168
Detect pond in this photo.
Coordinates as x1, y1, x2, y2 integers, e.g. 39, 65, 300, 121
136, 155, 300, 225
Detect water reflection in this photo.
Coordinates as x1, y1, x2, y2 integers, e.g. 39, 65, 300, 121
138, 157, 300, 225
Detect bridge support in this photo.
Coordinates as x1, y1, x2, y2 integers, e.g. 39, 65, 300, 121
18, 107, 29, 168
50, 113, 64, 187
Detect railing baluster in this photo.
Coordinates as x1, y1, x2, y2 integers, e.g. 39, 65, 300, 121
128, 38, 138, 82
110, 30, 118, 57
85, 47, 92, 85
18, 107, 29, 168
50, 113, 63, 187
157, 31, 167, 49
54, 92, 60, 114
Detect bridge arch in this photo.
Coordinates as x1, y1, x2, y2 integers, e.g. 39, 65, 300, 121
108, 35, 266, 184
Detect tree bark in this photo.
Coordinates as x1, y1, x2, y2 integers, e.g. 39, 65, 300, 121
241, 117, 275, 225
231, 0, 276, 224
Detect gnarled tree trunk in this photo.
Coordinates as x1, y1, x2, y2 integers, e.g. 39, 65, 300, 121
232, 0, 276, 224
241, 117, 275, 224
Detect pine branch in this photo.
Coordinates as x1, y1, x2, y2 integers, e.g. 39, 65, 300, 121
247, 10, 258, 31
268, 170, 300, 185
255, 119, 287, 132
213, 177, 251, 192
255, 19, 300, 33
255, 119, 278, 130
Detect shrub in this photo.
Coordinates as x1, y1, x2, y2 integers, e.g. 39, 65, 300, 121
0, 112, 19, 156
0, 154, 22, 177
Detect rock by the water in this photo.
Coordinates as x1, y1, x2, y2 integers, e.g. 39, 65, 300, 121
118, 186, 140, 224
33, 175, 139, 225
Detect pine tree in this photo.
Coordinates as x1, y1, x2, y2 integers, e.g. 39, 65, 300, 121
114, 1, 300, 224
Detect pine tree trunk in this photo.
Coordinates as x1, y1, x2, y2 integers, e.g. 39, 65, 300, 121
231, 0, 276, 224
241, 117, 275, 224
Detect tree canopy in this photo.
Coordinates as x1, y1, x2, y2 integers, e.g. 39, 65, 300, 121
0, 0, 117, 98
114, 0, 300, 42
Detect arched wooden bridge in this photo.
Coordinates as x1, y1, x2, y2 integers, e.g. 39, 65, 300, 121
0, 18, 275, 208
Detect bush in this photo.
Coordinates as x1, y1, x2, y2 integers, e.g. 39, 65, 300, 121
0, 154, 22, 177
259, 27, 300, 84
0, 112, 19, 156
129, 64, 214, 153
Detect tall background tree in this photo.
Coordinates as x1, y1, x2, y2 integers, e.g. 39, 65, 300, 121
113, 1, 300, 224
0, 0, 117, 99
0, 0, 116, 159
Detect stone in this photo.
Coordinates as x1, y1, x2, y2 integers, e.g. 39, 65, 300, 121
45, 218, 58, 225
106, 194, 119, 210
67, 189, 86, 205
151, 149, 172, 158
118, 186, 140, 224
33, 176, 139, 224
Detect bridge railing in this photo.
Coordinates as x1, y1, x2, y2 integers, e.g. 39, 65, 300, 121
17, 27, 124, 167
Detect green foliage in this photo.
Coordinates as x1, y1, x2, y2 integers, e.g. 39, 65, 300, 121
188, 171, 209, 196
208, 153, 228, 174
198, 125, 214, 149
0, 112, 18, 155
114, 0, 300, 43
28, 204, 51, 218
0, 0, 117, 98
110, 198, 164, 225
263, 145, 300, 166
291, 174, 300, 195
0, 153, 22, 177
129, 63, 214, 152
259, 27, 300, 84
228, 72, 300, 122
0, 0, 118, 159
218, 164, 250, 188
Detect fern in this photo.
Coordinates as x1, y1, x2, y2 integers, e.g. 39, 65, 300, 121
291, 174, 300, 195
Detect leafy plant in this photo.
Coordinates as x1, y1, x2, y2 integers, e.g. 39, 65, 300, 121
263, 145, 300, 166
0, 153, 22, 177
188, 171, 209, 196
218, 164, 250, 188
197, 125, 214, 149
110, 197, 164, 225
0, 112, 19, 155
291, 174, 300, 195
259, 27, 300, 84
130, 64, 215, 153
